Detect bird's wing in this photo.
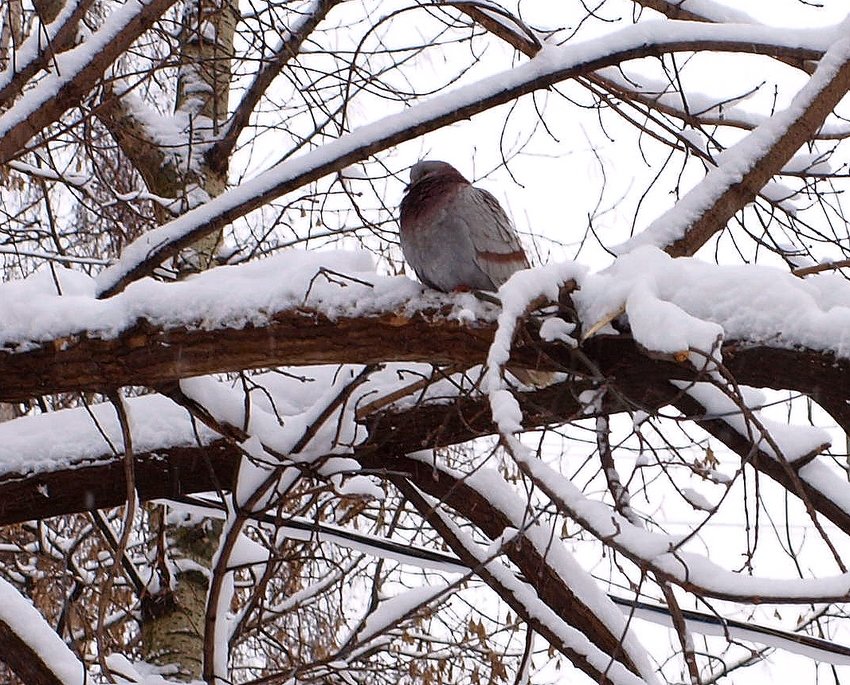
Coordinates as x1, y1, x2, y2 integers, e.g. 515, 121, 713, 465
460, 186, 530, 287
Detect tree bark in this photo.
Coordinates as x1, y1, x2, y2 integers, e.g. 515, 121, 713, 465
136, 1, 236, 678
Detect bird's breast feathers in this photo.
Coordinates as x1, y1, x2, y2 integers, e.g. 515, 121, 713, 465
400, 176, 466, 227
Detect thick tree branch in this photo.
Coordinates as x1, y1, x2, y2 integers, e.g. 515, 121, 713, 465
0, 619, 76, 685
0, 307, 497, 401
1, 336, 849, 535
0, 301, 848, 408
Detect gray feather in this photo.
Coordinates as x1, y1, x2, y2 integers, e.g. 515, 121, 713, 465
399, 161, 529, 292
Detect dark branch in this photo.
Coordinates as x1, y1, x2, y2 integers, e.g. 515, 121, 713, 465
209, 0, 344, 166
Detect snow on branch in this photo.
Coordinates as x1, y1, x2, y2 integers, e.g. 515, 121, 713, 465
95, 19, 833, 297
508, 441, 850, 603
619, 15, 850, 257
580, 245, 850, 359
2, 249, 850, 402
635, 0, 763, 26
0, 0, 179, 166
0, 576, 85, 685
0, 0, 94, 108
592, 65, 850, 139
396, 478, 654, 685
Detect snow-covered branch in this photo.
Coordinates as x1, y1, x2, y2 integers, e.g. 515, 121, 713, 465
0, 577, 85, 685
0, 0, 179, 165
394, 477, 655, 685
0, 0, 94, 107
621, 17, 850, 256
96, 19, 833, 297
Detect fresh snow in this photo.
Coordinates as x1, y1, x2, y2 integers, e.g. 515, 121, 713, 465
538, 316, 577, 345
0, 250, 427, 348
0, 393, 217, 477
96, 18, 839, 295
1, 244, 847, 483
0, 576, 85, 685
0, 0, 85, 95
5, 245, 850, 366
576, 245, 850, 359
618, 16, 850, 253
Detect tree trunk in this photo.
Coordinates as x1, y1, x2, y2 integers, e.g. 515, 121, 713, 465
138, 0, 236, 679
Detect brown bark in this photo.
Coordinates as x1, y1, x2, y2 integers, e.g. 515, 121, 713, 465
32, 0, 65, 23
0, 335, 848, 536
0, 615, 81, 685
0, 303, 847, 407
0, 0, 178, 165
95, 95, 178, 199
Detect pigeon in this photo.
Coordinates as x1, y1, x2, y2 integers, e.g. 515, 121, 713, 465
400, 160, 555, 387
399, 160, 530, 292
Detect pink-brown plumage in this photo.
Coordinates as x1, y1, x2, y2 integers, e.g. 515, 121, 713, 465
399, 160, 529, 292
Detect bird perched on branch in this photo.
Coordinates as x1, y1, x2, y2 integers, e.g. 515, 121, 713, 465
399, 160, 555, 388
399, 160, 530, 292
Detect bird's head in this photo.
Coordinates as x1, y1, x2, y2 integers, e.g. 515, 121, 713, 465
408, 160, 468, 187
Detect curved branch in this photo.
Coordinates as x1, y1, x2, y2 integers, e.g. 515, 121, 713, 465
632, 0, 817, 73
95, 21, 828, 297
